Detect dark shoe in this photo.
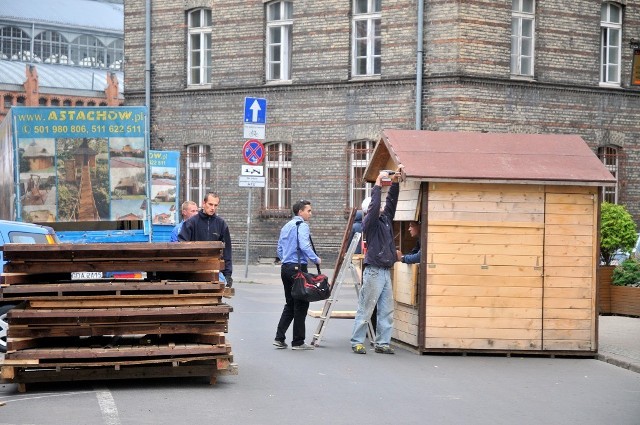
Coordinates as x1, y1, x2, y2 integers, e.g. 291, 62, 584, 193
352, 343, 366, 354
291, 343, 314, 350
273, 340, 288, 349
374, 344, 395, 354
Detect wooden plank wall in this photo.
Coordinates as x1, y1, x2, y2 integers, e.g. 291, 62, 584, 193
392, 263, 419, 347
425, 183, 545, 350
542, 187, 597, 351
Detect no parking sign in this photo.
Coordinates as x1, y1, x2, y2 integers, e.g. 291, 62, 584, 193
242, 139, 265, 165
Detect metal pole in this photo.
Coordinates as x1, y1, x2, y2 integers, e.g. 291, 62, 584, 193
244, 189, 252, 278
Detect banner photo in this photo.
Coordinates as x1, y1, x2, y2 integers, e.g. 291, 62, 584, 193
10, 106, 148, 223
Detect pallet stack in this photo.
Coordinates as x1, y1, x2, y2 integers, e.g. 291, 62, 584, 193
0, 242, 236, 391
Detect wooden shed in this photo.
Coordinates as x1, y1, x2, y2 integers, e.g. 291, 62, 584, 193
364, 130, 616, 355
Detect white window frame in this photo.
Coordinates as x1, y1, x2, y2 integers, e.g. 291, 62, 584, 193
264, 142, 291, 210
599, 146, 619, 204
349, 140, 374, 208
352, 0, 381, 77
187, 8, 213, 86
266, 1, 293, 82
600, 3, 622, 86
511, 0, 535, 77
186, 144, 211, 203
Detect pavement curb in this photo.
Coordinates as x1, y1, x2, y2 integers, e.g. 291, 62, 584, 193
597, 354, 640, 374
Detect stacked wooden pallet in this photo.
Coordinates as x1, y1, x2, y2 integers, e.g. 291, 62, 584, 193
0, 242, 236, 391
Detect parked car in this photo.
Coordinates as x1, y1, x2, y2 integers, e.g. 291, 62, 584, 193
0, 220, 59, 352
608, 233, 640, 265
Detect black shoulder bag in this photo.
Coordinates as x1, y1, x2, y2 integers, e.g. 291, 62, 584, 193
291, 221, 331, 302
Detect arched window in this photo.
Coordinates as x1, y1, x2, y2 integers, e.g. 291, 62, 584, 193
264, 142, 291, 210
187, 8, 213, 85
75, 100, 84, 106
0, 27, 31, 61
186, 144, 211, 203
38, 97, 48, 106
601, 2, 622, 85
63, 99, 72, 106
50, 99, 60, 106
107, 39, 124, 70
599, 146, 620, 203
35, 30, 68, 64
3, 95, 13, 109
348, 140, 374, 208
16, 96, 25, 106
87, 101, 96, 106
70, 35, 105, 68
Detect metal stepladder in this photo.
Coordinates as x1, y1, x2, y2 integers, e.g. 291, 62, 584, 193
311, 232, 376, 346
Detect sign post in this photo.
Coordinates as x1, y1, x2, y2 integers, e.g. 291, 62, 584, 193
241, 137, 266, 278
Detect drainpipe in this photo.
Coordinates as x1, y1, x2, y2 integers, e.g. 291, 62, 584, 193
145, 0, 153, 241
415, 0, 424, 130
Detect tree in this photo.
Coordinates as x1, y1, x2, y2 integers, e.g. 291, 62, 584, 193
600, 202, 638, 266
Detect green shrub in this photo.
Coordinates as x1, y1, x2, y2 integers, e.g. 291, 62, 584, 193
612, 258, 640, 286
600, 202, 638, 266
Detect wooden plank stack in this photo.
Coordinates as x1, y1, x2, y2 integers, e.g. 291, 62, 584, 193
0, 242, 236, 391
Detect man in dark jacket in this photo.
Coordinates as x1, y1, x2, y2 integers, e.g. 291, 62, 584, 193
178, 192, 233, 286
350, 168, 401, 354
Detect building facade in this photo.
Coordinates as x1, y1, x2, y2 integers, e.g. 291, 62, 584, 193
0, 0, 125, 123
124, 0, 640, 263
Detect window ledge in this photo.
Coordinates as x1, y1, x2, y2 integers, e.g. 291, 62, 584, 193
599, 82, 622, 89
350, 75, 381, 82
265, 79, 292, 86
259, 208, 291, 219
186, 84, 213, 90
510, 74, 536, 82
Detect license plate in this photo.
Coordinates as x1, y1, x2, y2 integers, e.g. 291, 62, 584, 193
71, 271, 103, 280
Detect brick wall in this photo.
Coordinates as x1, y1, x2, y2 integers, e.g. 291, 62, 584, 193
125, 0, 640, 264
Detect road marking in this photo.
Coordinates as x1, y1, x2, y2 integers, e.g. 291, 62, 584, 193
95, 387, 121, 425
0, 390, 95, 403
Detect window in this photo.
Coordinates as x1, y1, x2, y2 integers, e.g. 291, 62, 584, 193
50, 99, 60, 106
107, 39, 124, 70
186, 144, 211, 203
70, 35, 105, 68
352, 0, 381, 77
0, 27, 31, 61
3, 95, 13, 109
348, 140, 374, 208
35, 31, 68, 64
511, 0, 535, 76
266, 1, 293, 81
264, 143, 291, 210
599, 146, 619, 203
38, 97, 48, 106
187, 9, 213, 86
601, 3, 622, 85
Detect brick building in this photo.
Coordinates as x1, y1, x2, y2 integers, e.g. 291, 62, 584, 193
124, 0, 640, 263
0, 0, 125, 123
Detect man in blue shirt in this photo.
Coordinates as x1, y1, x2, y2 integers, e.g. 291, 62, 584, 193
273, 200, 321, 350
169, 201, 198, 242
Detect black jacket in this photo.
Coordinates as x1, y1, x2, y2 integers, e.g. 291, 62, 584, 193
363, 183, 399, 268
178, 210, 233, 277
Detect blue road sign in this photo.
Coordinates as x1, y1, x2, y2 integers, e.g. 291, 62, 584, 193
244, 97, 267, 124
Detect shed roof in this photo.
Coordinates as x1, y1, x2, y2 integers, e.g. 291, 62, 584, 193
365, 130, 616, 186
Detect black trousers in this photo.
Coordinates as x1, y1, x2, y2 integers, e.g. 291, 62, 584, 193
275, 263, 310, 346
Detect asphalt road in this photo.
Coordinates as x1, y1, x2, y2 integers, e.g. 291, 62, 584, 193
1, 281, 639, 425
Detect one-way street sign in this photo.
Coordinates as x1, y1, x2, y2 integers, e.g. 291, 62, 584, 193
244, 97, 267, 124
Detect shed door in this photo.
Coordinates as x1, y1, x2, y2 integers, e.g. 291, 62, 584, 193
542, 187, 598, 351
424, 183, 544, 351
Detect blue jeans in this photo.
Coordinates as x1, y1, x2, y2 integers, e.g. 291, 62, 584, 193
350, 265, 394, 346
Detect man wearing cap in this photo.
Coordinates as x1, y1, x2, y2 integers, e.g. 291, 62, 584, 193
350, 168, 401, 355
